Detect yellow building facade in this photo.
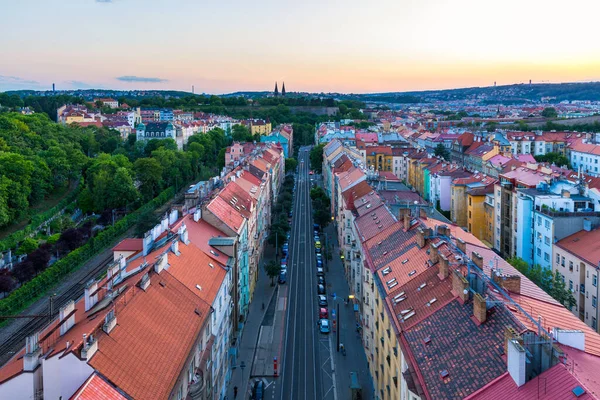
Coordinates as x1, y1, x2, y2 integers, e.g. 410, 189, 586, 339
466, 189, 490, 241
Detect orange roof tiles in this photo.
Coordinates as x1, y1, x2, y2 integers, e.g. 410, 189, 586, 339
337, 167, 366, 192
555, 228, 600, 267
70, 373, 127, 400
207, 195, 245, 234
355, 204, 397, 242
167, 242, 226, 305
89, 272, 210, 400
181, 215, 231, 265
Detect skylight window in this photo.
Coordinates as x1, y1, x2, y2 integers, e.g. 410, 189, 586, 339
418, 283, 427, 291
408, 270, 416, 277
382, 267, 391, 275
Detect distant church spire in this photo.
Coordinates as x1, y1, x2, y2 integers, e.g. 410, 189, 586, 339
274, 82, 279, 97
282, 82, 286, 97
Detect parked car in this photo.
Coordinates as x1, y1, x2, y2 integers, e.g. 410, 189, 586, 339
314, 235, 320, 242
319, 307, 328, 319
316, 253, 323, 261
317, 259, 323, 268
278, 271, 287, 284
252, 380, 264, 400
318, 276, 325, 285
281, 258, 287, 265
280, 264, 287, 272
318, 284, 326, 294
318, 295, 328, 306
309, 170, 314, 175
313, 223, 320, 232
318, 319, 330, 334
317, 267, 324, 276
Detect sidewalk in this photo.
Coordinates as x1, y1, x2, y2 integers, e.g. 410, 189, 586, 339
226, 245, 280, 399
324, 223, 374, 399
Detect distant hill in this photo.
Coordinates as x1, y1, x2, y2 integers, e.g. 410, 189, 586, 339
4, 89, 196, 100
340, 82, 600, 104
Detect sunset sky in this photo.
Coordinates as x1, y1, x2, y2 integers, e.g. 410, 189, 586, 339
2, 0, 600, 94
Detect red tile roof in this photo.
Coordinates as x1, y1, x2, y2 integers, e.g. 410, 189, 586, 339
89, 272, 210, 400
207, 195, 245, 234
555, 228, 600, 268
112, 238, 143, 252
179, 215, 231, 265
70, 373, 127, 400
465, 363, 594, 400
167, 242, 226, 305
355, 204, 397, 242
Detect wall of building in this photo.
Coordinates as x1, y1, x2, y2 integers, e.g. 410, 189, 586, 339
42, 352, 94, 400
0, 371, 36, 399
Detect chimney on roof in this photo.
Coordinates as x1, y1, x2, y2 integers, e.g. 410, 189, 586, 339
551, 328, 585, 351
59, 300, 76, 336
456, 238, 466, 254
23, 333, 41, 372
471, 251, 483, 269
429, 242, 440, 264
419, 208, 427, 219
84, 281, 99, 312
438, 254, 449, 280
507, 339, 527, 387
193, 208, 202, 222
452, 270, 469, 303
139, 272, 151, 291
103, 309, 117, 335
473, 293, 487, 324
403, 213, 411, 231
81, 334, 98, 361
492, 270, 521, 294
436, 225, 450, 236
416, 227, 427, 249
154, 253, 168, 274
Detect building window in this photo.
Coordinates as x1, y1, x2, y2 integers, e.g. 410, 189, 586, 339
569, 261, 574, 272
593, 296, 598, 308
537, 248, 541, 256
469, 197, 472, 206
594, 274, 598, 287
569, 280, 573, 291
544, 252, 550, 262
593, 317, 598, 330
537, 216, 542, 225
556, 254, 560, 264
545, 219, 550, 229
544, 236, 550, 245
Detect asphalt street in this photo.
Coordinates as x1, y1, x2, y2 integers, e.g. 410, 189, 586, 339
277, 146, 372, 400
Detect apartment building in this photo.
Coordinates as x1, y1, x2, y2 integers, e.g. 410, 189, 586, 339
554, 225, 600, 333
324, 140, 600, 400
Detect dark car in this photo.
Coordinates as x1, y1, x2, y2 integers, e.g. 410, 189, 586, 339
318, 284, 326, 294
252, 380, 264, 400
317, 259, 323, 268
318, 295, 328, 307
278, 271, 287, 284
313, 223, 320, 232
318, 276, 325, 285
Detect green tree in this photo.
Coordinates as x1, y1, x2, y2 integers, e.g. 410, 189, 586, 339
134, 158, 164, 201
285, 158, 298, 173
16, 238, 39, 255
217, 148, 227, 170
265, 261, 281, 286
434, 143, 450, 161
107, 167, 139, 210
231, 124, 252, 142
541, 107, 558, 118
534, 152, 571, 169
310, 144, 324, 174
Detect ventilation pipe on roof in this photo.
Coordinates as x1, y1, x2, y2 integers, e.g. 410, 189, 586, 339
81, 334, 98, 361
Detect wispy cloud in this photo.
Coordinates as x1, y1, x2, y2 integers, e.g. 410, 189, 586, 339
95, 0, 113, 3
116, 75, 168, 83
0, 75, 39, 85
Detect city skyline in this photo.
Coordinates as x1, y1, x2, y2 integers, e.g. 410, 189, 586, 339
2, 0, 600, 94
